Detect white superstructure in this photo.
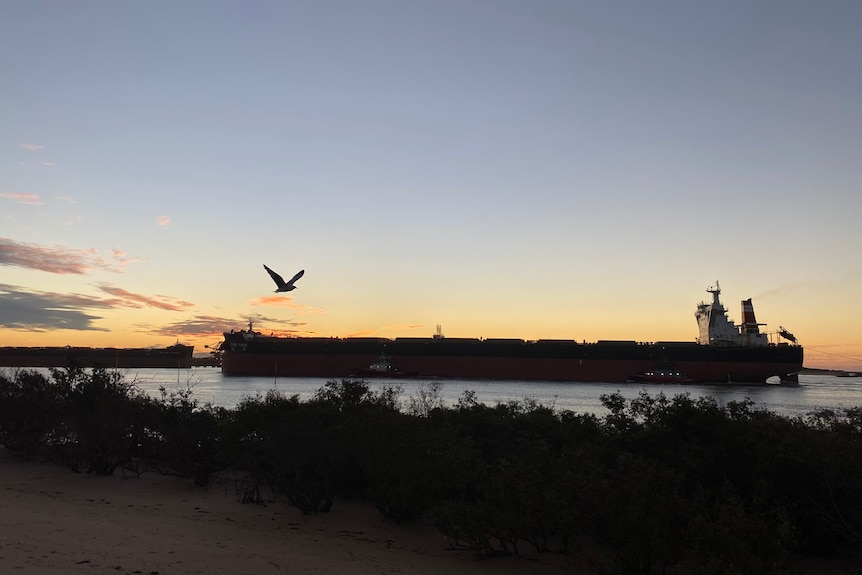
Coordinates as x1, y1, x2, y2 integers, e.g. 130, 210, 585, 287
695, 282, 769, 347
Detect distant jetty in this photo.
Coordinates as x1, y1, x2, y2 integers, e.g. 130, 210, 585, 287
800, 367, 861, 377
0, 344, 194, 369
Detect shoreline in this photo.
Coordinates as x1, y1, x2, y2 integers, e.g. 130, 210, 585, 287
0, 448, 582, 574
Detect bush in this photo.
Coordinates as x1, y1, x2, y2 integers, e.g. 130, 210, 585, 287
2, 370, 861, 570
147, 385, 227, 486
44, 367, 154, 475
0, 369, 66, 455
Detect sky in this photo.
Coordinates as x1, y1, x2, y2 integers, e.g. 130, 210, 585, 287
2, 1, 861, 370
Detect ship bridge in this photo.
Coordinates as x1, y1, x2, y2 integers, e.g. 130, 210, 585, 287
695, 282, 768, 347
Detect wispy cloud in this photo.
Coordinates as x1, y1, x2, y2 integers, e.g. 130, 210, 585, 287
384, 324, 424, 332
0, 192, 43, 205
346, 329, 377, 337
18, 143, 45, 152
148, 315, 237, 339
40, 162, 55, 167
346, 324, 424, 338
0, 237, 142, 274
111, 248, 144, 268
156, 216, 171, 228
248, 295, 324, 315
96, 284, 195, 311
152, 314, 308, 340
1, 237, 104, 274
0, 282, 197, 333
0, 284, 106, 331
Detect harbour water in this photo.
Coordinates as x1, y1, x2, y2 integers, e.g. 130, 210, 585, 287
46, 367, 862, 418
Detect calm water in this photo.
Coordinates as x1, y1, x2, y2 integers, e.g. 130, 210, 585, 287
48, 367, 862, 418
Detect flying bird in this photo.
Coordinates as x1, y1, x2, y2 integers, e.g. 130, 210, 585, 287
264, 265, 305, 293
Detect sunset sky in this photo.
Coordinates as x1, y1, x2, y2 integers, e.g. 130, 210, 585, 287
2, 1, 861, 370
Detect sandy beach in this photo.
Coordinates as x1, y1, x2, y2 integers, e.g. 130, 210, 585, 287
0, 449, 582, 574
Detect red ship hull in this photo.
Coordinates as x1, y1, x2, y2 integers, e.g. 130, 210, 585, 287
221, 346, 802, 384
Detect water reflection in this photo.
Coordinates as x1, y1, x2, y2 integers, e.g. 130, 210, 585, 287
116, 368, 860, 417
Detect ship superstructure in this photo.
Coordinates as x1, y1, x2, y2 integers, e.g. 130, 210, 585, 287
695, 282, 770, 347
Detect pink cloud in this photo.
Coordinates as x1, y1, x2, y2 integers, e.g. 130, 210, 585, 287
97, 284, 195, 311
248, 295, 324, 315
111, 248, 144, 267
18, 143, 45, 152
156, 216, 171, 228
0, 237, 142, 274
0, 192, 43, 205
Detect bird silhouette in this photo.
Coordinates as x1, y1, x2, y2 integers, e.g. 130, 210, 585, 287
264, 265, 304, 293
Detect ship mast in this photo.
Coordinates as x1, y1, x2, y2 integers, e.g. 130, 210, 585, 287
707, 280, 722, 309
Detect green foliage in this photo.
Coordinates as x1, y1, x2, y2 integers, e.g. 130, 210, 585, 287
45, 366, 154, 475
2, 370, 861, 570
0, 369, 67, 454
0, 370, 61, 456
227, 380, 404, 514
148, 385, 227, 486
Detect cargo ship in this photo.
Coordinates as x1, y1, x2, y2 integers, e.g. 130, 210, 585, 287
219, 283, 803, 384
0, 343, 195, 369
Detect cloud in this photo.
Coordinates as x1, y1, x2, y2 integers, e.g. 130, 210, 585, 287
156, 216, 171, 228
0, 237, 144, 274
40, 162, 55, 167
18, 143, 45, 152
240, 313, 309, 337
248, 295, 324, 315
346, 329, 378, 338
111, 248, 144, 268
0, 284, 106, 331
0, 192, 43, 205
346, 324, 424, 338
383, 324, 425, 332
96, 284, 195, 311
148, 315, 238, 339
1, 237, 103, 274
151, 314, 308, 341
0, 282, 196, 333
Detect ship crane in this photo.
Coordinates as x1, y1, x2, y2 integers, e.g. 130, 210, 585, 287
203, 341, 224, 366
779, 326, 798, 344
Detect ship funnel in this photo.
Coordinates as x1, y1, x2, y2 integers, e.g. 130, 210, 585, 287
741, 299, 761, 335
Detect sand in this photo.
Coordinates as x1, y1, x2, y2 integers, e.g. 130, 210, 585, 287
0, 449, 584, 574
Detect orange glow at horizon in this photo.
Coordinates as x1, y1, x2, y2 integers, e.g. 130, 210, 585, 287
2, 323, 860, 372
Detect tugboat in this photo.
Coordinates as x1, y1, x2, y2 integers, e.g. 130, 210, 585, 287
352, 354, 418, 378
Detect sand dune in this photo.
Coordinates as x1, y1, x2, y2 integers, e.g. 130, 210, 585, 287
0, 449, 582, 574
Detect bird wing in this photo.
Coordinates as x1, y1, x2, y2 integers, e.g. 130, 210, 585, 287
263, 264, 287, 289
287, 269, 305, 286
